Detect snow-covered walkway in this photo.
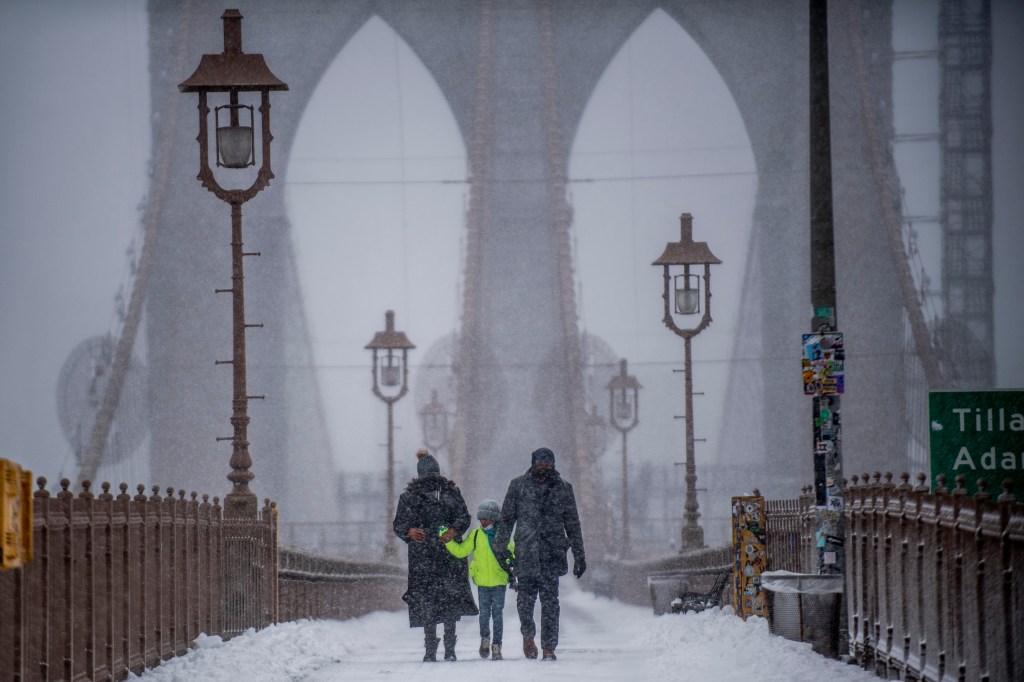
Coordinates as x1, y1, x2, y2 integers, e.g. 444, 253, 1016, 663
129, 585, 879, 682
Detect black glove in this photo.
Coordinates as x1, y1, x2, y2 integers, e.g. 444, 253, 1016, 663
501, 556, 518, 590
573, 557, 586, 579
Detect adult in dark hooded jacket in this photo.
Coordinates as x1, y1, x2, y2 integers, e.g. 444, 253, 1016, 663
393, 448, 479, 661
493, 446, 585, 661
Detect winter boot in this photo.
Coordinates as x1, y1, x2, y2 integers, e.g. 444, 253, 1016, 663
443, 625, 457, 661
423, 636, 440, 662
479, 636, 491, 658
523, 637, 538, 659
542, 648, 557, 661
491, 644, 503, 660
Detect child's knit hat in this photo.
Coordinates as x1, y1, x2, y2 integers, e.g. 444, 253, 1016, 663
476, 499, 502, 520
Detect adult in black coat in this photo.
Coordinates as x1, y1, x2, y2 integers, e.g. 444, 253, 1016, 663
493, 446, 586, 661
392, 449, 479, 661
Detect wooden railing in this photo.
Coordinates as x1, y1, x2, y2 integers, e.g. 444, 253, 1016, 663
764, 472, 1024, 682
0, 477, 404, 682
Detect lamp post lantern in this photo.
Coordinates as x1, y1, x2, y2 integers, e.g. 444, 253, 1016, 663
179, 9, 287, 518
607, 358, 641, 555
419, 389, 450, 453
652, 213, 721, 552
366, 310, 415, 560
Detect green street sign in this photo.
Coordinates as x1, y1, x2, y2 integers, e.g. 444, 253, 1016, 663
928, 390, 1024, 497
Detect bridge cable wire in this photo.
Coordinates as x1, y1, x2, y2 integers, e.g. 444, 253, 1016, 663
845, 0, 945, 391
75, 0, 199, 486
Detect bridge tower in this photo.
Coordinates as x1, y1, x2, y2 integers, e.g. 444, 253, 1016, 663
133, 0, 985, 541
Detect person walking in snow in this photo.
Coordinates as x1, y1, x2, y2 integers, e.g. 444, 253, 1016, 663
492, 446, 586, 661
393, 448, 479, 662
443, 498, 516, 660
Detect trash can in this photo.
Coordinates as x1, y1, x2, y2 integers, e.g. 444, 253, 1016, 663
761, 571, 843, 658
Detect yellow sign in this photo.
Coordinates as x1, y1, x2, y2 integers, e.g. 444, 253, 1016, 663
0, 458, 33, 570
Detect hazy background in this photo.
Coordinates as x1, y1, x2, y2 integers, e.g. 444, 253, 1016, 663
1, 1, 1020, 503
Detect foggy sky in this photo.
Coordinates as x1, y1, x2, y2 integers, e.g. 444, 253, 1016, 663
0, 0, 1021, 492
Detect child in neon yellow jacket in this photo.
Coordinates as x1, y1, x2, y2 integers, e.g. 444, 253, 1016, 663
444, 498, 514, 660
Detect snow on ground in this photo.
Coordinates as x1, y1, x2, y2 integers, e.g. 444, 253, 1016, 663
130, 584, 879, 682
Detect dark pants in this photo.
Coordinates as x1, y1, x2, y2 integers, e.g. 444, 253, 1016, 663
517, 575, 560, 650
424, 620, 456, 653
477, 585, 506, 645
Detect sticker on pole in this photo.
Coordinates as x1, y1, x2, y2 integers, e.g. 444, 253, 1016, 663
802, 333, 844, 395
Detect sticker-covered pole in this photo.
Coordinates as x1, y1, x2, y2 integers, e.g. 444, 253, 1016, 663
808, 0, 846, 654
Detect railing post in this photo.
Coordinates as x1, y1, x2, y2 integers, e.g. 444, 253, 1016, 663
935, 474, 950, 680
846, 474, 863, 661
950, 477, 968, 680
187, 491, 198, 645
53, 479, 73, 682
198, 494, 212, 636
147, 485, 162, 667
1000, 485, 1022, 682
171, 488, 184, 656
117, 482, 136, 677
894, 473, 911, 674
98, 482, 115, 681
29, 478, 50, 681
912, 473, 930, 677
211, 496, 222, 635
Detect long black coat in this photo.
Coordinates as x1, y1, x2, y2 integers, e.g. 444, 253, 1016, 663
493, 469, 586, 580
392, 475, 478, 627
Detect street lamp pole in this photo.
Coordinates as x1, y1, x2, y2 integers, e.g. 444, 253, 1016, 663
365, 310, 415, 561
652, 213, 721, 552
179, 9, 287, 519
607, 358, 640, 555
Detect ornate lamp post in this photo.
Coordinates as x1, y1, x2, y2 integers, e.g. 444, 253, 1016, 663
607, 358, 640, 555
179, 9, 287, 518
419, 389, 450, 453
365, 310, 415, 560
652, 213, 721, 552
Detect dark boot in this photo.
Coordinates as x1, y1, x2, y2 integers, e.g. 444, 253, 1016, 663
542, 648, 557, 661
523, 637, 538, 659
443, 621, 457, 661
423, 627, 440, 662
479, 636, 491, 658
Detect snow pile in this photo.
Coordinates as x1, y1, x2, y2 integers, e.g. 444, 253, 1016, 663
573, 589, 873, 682
127, 612, 394, 682
130, 587, 878, 681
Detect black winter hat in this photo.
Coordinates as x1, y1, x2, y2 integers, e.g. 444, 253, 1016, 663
531, 447, 555, 466
416, 448, 440, 477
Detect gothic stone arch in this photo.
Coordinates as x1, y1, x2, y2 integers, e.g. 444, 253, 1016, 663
145, 0, 904, 526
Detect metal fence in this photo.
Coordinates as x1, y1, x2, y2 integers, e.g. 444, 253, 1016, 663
588, 543, 734, 610
765, 472, 1024, 682
0, 476, 408, 681
0, 478, 236, 680
277, 548, 406, 621
764, 486, 818, 573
